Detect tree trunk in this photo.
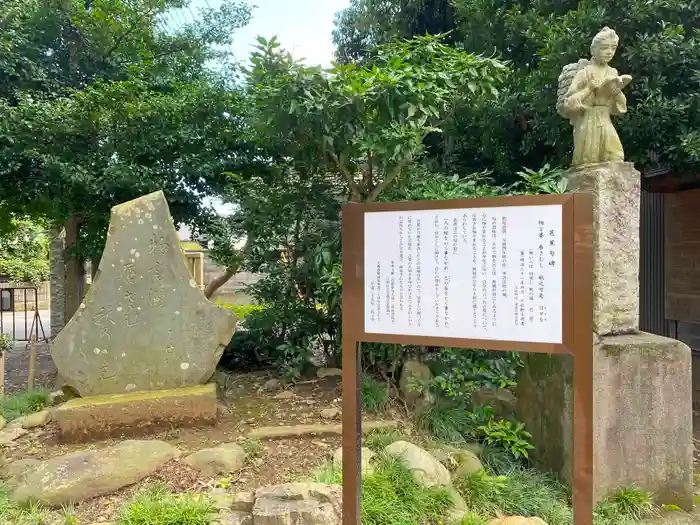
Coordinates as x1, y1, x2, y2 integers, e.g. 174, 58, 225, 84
204, 266, 236, 299
63, 216, 82, 322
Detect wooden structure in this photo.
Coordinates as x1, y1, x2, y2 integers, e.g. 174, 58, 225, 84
341, 194, 594, 525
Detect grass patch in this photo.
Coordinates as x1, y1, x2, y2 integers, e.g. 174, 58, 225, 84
115, 483, 213, 525
0, 485, 50, 525
0, 389, 50, 422
361, 374, 390, 413
594, 487, 658, 525
363, 427, 405, 451
312, 454, 453, 525
414, 402, 478, 444
454, 468, 658, 525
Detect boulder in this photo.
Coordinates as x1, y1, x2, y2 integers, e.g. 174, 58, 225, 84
231, 491, 255, 512
332, 446, 374, 475
399, 360, 433, 409
253, 483, 342, 525
22, 410, 51, 429
454, 450, 485, 477
488, 518, 548, 525
473, 388, 517, 420
0, 426, 27, 445
0, 458, 41, 487
50, 190, 236, 396
183, 443, 246, 477
0, 415, 4, 430
446, 486, 469, 522
384, 441, 451, 487
10, 440, 177, 507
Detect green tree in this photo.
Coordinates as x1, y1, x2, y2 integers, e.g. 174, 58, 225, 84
0, 0, 252, 316
332, 0, 700, 180
333, 0, 456, 63
245, 34, 506, 203
0, 216, 50, 285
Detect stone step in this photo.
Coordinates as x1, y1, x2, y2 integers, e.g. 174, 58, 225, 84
247, 420, 400, 440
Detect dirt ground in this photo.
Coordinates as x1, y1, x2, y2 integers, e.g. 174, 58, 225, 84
2, 345, 700, 523
2, 367, 403, 523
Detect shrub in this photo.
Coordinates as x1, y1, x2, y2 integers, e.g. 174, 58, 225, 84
216, 301, 263, 326
477, 419, 535, 460
0, 334, 11, 357
361, 375, 390, 413
0, 389, 50, 422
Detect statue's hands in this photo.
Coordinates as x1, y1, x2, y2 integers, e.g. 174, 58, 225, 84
619, 74, 632, 89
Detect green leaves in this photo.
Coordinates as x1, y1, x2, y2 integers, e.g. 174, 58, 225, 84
245, 33, 507, 202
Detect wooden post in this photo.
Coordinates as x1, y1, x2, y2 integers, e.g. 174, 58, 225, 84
27, 335, 37, 391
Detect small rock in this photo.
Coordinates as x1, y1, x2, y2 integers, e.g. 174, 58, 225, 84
312, 440, 331, 449
454, 450, 484, 477
215, 510, 253, 525
399, 360, 433, 410
332, 446, 374, 474
183, 443, 247, 477
263, 379, 282, 392
48, 390, 67, 405
473, 388, 517, 420
0, 426, 28, 445
253, 483, 341, 525
253, 458, 264, 468
273, 391, 296, 400
488, 518, 548, 525
231, 491, 255, 512
317, 368, 342, 379
320, 407, 340, 420
22, 410, 51, 429
385, 440, 451, 487
209, 487, 234, 510
0, 415, 4, 431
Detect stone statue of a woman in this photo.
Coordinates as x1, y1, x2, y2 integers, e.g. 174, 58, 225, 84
557, 27, 632, 166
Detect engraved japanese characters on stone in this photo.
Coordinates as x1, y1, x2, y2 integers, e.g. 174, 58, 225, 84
51, 190, 237, 397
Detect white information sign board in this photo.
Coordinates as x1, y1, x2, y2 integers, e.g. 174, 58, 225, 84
364, 205, 563, 344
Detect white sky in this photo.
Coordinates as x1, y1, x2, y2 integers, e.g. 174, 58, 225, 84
182, 0, 350, 67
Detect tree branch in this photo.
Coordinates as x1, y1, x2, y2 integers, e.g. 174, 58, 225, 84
326, 150, 362, 202
203, 234, 253, 299
365, 155, 412, 203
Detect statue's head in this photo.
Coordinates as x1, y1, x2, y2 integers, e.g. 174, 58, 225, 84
591, 27, 619, 65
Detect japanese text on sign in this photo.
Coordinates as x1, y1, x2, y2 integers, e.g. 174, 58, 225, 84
364, 205, 563, 343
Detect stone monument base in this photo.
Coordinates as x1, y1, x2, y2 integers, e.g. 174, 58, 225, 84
54, 383, 217, 443
517, 332, 693, 509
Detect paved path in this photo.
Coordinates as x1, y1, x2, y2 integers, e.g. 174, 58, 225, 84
0, 309, 50, 341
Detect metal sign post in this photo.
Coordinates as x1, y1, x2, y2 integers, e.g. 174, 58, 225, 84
341, 193, 594, 525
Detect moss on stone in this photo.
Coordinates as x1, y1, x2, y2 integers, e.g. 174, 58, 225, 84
56, 383, 215, 410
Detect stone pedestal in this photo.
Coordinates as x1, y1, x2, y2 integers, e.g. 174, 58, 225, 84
518, 333, 693, 508
517, 161, 694, 509
566, 162, 640, 335
54, 383, 217, 443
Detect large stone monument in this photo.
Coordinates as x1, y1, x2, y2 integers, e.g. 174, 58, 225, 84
517, 27, 693, 508
51, 190, 237, 441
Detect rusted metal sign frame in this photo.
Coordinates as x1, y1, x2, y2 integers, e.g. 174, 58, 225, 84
341, 193, 593, 525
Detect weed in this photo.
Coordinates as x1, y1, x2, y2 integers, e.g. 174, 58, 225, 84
311, 460, 343, 484
116, 483, 213, 525
477, 419, 535, 460
414, 402, 481, 443
0, 484, 50, 525
594, 487, 658, 525
360, 374, 389, 413
0, 389, 50, 422
241, 438, 264, 458
363, 427, 404, 451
